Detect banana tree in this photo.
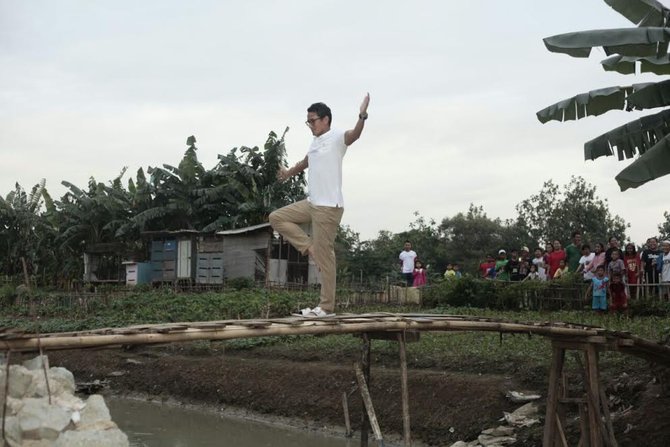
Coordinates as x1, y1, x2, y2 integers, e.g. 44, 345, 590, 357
537, 0, 670, 190
0, 180, 55, 276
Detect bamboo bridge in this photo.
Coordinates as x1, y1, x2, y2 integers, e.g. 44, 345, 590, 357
2, 313, 669, 447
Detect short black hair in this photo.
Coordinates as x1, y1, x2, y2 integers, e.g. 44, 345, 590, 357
572, 231, 581, 238
581, 244, 591, 251
307, 102, 332, 126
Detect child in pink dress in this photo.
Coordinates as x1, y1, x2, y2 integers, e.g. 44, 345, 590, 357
413, 260, 427, 287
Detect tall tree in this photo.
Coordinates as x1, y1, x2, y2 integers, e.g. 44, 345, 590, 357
538, 0, 670, 190
659, 211, 670, 240
515, 176, 628, 246
440, 204, 528, 274
0, 180, 54, 276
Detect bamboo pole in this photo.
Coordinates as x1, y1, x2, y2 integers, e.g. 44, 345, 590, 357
0, 318, 607, 353
543, 344, 565, 447
397, 332, 411, 446
360, 334, 371, 447
355, 361, 384, 446
342, 391, 352, 437
599, 384, 618, 447
585, 345, 604, 447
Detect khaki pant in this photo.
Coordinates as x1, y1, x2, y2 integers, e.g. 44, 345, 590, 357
269, 199, 344, 312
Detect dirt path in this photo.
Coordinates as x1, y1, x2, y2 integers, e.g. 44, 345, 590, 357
46, 346, 670, 446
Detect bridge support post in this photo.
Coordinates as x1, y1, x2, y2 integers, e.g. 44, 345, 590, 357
397, 332, 411, 447
360, 333, 371, 447
542, 341, 617, 447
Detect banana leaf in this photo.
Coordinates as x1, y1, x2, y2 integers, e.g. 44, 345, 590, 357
584, 108, 670, 160
615, 133, 670, 190
601, 54, 670, 75
627, 79, 670, 109
543, 27, 670, 58
604, 0, 670, 27
536, 83, 652, 123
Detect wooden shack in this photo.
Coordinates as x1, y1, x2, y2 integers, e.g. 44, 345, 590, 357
144, 230, 198, 284
82, 242, 128, 284
216, 223, 273, 282
196, 233, 224, 285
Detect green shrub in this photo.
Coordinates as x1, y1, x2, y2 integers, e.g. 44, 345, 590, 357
226, 277, 256, 290
0, 284, 16, 306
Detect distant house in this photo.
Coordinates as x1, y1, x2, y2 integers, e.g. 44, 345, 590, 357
216, 223, 317, 286
83, 242, 129, 283
142, 230, 199, 284
141, 224, 316, 287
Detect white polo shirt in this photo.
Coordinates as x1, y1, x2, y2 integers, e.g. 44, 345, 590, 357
307, 128, 347, 207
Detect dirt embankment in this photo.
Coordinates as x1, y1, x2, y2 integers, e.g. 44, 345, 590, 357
46, 346, 670, 446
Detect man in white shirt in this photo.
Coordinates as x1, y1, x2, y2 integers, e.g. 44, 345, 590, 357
399, 241, 417, 286
270, 94, 370, 317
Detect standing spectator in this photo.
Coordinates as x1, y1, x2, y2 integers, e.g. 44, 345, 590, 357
479, 255, 496, 279
553, 259, 569, 280
544, 242, 554, 269
443, 263, 456, 279
506, 249, 522, 281
546, 240, 566, 279
522, 264, 540, 281
641, 237, 662, 298
624, 243, 641, 299
660, 240, 670, 300
605, 236, 621, 264
609, 272, 628, 314
412, 259, 427, 287
585, 266, 609, 314
399, 241, 417, 286
532, 248, 548, 281
453, 264, 462, 278
495, 250, 510, 281
565, 231, 583, 273
518, 246, 531, 279
607, 249, 626, 280
576, 244, 595, 282
584, 242, 606, 278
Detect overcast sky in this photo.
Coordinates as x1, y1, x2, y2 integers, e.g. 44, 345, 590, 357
2, 0, 668, 245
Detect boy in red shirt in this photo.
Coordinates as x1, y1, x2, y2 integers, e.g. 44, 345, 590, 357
609, 272, 628, 315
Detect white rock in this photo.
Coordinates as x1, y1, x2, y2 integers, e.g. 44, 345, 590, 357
47, 367, 76, 395
54, 428, 129, 447
78, 395, 112, 426
18, 398, 72, 440
2, 415, 22, 447
22, 356, 49, 372
7, 365, 36, 399
481, 426, 515, 437
478, 433, 517, 446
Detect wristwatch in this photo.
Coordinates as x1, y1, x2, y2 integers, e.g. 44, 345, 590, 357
359, 112, 368, 120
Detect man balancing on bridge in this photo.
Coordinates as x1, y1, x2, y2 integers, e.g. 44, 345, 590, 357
270, 93, 370, 318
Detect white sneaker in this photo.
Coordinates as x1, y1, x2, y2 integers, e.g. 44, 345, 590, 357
292, 307, 313, 317
291, 306, 335, 318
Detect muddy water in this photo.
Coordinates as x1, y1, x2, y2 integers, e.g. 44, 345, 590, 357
107, 397, 360, 447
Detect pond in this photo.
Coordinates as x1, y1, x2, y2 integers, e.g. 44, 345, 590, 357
107, 397, 363, 447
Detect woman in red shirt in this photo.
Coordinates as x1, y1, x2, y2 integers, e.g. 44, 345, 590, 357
624, 243, 641, 299
547, 240, 567, 279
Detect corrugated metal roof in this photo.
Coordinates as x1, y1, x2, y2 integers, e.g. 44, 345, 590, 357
216, 222, 272, 235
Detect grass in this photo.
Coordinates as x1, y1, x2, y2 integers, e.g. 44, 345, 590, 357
1, 288, 667, 383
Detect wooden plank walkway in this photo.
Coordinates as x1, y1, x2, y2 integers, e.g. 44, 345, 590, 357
0, 313, 668, 366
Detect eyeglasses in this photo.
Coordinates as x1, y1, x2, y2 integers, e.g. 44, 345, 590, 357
305, 117, 323, 126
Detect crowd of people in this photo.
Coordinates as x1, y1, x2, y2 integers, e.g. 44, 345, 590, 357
476, 232, 670, 312
399, 234, 670, 313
